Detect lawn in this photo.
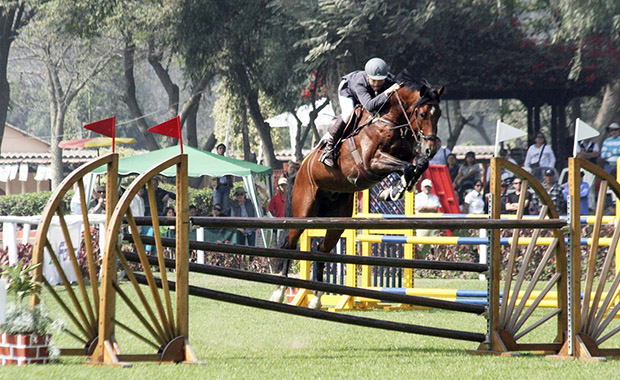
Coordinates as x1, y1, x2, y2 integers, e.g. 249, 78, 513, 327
3, 275, 620, 380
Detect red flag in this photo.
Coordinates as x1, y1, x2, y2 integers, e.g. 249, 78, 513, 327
149, 116, 183, 153
84, 116, 116, 138
84, 116, 116, 152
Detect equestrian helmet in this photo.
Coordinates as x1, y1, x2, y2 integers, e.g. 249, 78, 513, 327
365, 58, 388, 80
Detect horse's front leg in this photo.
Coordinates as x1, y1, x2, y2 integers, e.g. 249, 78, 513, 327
370, 152, 425, 201
405, 154, 429, 191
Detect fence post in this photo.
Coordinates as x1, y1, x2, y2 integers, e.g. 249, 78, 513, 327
197, 227, 205, 264
3, 222, 18, 265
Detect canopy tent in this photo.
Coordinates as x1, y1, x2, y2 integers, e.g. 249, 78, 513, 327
91, 145, 271, 177
91, 145, 274, 246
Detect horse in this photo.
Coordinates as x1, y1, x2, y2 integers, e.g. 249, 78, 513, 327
271, 80, 444, 308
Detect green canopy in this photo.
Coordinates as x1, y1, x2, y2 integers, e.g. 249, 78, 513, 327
92, 146, 272, 177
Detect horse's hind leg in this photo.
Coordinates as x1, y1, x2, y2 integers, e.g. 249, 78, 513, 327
269, 228, 305, 303
308, 193, 354, 309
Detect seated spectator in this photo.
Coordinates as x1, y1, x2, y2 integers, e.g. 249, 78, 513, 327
600, 122, 620, 176
576, 137, 600, 166
143, 177, 176, 216
211, 203, 228, 217
463, 181, 485, 214
562, 171, 590, 215
505, 178, 531, 214
446, 153, 459, 182
454, 151, 481, 203
500, 181, 510, 214
524, 132, 556, 181
89, 186, 106, 214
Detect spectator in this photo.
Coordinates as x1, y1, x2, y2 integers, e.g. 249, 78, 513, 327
543, 169, 566, 214
429, 146, 451, 166
562, 171, 590, 215
143, 177, 176, 216
212, 143, 233, 212
600, 122, 620, 176
454, 151, 481, 203
89, 186, 106, 214
285, 160, 298, 179
189, 205, 198, 217
160, 206, 176, 237
130, 186, 146, 217
463, 181, 485, 214
505, 178, 531, 214
446, 153, 459, 181
530, 169, 566, 215
487, 149, 519, 184
211, 203, 228, 217
269, 177, 288, 218
500, 181, 510, 214
524, 132, 556, 180
576, 137, 600, 166
414, 179, 441, 257
230, 187, 257, 246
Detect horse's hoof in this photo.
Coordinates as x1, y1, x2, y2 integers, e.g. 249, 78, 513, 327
308, 292, 323, 309
377, 188, 390, 202
269, 287, 287, 303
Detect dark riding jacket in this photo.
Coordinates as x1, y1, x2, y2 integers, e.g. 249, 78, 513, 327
339, 71, 396, 113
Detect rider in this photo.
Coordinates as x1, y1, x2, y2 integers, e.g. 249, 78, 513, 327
319, 57, 401, 167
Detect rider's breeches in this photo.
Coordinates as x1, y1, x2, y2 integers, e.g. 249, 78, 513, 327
338, 80, 355, 124
327, 80, 354, 140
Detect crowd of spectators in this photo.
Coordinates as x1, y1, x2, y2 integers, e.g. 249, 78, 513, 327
425, 122, 620, 216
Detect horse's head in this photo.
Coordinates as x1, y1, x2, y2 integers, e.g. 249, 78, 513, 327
394, 84, 444, 159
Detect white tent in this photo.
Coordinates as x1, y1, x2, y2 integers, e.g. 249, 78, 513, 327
265, 98, 336, 155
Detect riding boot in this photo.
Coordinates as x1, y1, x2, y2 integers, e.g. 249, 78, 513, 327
319, 116, 346, 167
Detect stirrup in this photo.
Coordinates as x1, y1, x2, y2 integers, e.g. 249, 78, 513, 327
319, 149, 335, 167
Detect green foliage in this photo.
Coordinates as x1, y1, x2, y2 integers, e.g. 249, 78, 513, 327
1, 259, 41, 302
0, 192, 55, 216
1, 304, 52, 335
0, 260, 52, 335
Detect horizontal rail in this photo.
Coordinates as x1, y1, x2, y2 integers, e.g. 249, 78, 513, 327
355, 213, 616, 225
357, 235, 603, 246
125, 234, 489, 273
133, 274, 486, 343
123, 252, 486, 315
131, 216, 566, 230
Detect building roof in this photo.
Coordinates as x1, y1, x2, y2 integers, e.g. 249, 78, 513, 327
0, 150, 97, 165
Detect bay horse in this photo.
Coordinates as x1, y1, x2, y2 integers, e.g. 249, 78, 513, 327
271, 80, 444, 308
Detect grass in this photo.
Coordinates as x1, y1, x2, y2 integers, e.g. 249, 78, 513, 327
4, 274, 620, 379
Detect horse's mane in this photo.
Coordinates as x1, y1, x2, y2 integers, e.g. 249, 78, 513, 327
396, 70, 439, 106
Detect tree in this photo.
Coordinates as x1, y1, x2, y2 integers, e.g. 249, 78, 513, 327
21, 3, 115, 188
553, 0, 620, 130
0, 1, 37, 151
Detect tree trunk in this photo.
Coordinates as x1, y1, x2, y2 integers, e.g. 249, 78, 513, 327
185, 99, 199, 147
0, 35, 10, 150
50, 106, 66, 189
121, 41, 159, 151
446, 101, 468, 150
240, 100, 252, 161
180, 76, 209, 148
201, 132, 216, 152
148, 47, 179, 148
594, 78, 620, 131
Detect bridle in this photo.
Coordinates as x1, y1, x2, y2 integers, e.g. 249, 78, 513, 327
392, 90, 440, 145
